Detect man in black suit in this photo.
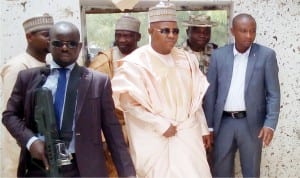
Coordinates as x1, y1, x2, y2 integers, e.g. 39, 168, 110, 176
2, 21, 136, 177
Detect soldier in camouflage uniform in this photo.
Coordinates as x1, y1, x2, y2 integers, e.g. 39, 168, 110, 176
182, 14, 218, 74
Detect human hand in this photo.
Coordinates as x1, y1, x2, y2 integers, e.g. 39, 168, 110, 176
209, 131, 214, 145
163, 124, 177, 138
29, 139, 49, 170
202, 135, 211, 150
258, 127, 274, 147
203, 131, 214, 151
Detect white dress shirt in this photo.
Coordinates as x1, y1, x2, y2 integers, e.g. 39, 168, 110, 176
224, 45, 251, 111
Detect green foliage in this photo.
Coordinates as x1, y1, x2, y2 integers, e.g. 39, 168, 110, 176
86, 10, 228, 52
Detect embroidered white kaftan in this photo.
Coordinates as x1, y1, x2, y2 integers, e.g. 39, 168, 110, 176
112, 45, 211, 178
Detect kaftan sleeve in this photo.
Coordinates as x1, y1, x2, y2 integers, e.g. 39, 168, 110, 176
1, 62, 27, 106
119, 93, 171, 135
197, 106, 210, 136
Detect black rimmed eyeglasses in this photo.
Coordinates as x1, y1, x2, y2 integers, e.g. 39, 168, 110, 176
153, 28, 180, 35
51, 40, 79, 49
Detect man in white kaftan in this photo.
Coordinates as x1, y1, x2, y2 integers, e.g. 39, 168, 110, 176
0, 14, 53, 177
112, 2, 212, 178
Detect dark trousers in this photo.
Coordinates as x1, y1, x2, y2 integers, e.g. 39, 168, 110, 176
212, 116, 262, 178
24, 154, 80, 177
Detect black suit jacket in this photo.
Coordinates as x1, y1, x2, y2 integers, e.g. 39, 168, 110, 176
2, 64, 136, 177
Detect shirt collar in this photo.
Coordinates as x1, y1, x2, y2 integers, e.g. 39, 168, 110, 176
49, 59, 75, 71
233, 44, 251, 57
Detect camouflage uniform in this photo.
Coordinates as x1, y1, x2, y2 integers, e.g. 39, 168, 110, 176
182, 41, 214, 74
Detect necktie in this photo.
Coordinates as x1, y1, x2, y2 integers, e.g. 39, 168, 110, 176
54, 68, 68, 130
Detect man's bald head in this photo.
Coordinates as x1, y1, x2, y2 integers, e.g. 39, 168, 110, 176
231, 13, 256, 53
49, 21, 82, 67
232, 13, 256, 28
50, 21, 80, 42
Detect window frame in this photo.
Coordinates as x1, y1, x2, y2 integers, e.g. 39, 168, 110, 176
80, 0, 233, 65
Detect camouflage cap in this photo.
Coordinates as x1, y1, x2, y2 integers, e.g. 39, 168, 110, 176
183, 14, 217, 27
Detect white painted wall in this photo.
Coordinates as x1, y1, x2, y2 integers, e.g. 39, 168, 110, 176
0, 0, 299, 177
0, 0, 82, 65
0, 0, 82, 176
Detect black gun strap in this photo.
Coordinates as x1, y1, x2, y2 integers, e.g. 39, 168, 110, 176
60, 64, 81, 145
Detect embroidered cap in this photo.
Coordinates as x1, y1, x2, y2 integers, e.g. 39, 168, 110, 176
115, 15, 140, 33
183, 14, 217, 27
148, 1, 177, 23
23, 13, 54, 33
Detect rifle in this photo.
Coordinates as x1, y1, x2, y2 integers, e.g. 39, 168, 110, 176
34, 87, 72, 177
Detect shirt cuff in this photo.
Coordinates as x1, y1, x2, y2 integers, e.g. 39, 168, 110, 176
208, 128, 214, 132
264, 126, 274, 131
26, 136, 39, 150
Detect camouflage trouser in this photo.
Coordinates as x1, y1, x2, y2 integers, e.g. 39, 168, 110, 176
103, 109, 128, 177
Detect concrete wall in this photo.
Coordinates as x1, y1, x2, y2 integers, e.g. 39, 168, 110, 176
0, 0, 299, 177
232, 1, 300, 177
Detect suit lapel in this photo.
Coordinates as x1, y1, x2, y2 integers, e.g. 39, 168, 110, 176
224, 45, 235, 96
75, 67, 91, 120
245, 44, 258, 93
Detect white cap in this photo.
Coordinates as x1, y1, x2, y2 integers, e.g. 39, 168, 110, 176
148, 2, 177, 23
23, 13, 54, 33
115, 15, 140, 33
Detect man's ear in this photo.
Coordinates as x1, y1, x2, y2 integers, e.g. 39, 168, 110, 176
136, 33, 141, 41
47, 40, 51, 51
148, 27, 153, 35
230, 27, 234, 36
25, 33, 33, 42
77, 42, 83, 52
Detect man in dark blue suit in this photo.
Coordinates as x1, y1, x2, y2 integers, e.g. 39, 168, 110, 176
204, 13, 280, 177
2, 21, 136, 177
